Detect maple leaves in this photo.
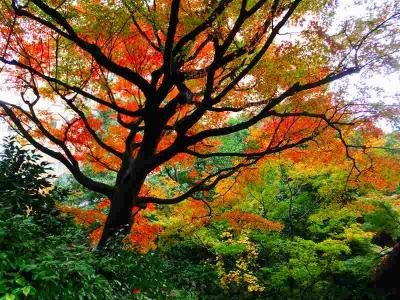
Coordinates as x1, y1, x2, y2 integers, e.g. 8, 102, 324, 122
3, 134, 400, 298
0, 0, 398, 247
215, 209, 284, 232
60, 199, 161, 253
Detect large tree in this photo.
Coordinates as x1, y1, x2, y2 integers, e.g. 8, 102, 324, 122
0, 0, 399, 247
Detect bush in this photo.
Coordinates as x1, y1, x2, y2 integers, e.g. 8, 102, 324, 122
0, 137, 223, 299
0, 137, 122, 299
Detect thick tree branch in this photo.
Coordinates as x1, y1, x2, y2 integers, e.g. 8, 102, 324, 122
164, 0, 181, 76
0, 100, 114, 197
185, 131, 318, 159
14, 0, 154, 96
140, 160, 257, 205
173, 0, 234, 56
186, 67, 360, 144
0, 57, 142, 117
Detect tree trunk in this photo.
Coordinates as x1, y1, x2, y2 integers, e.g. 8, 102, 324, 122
96, 121, 161, 250
97, 180, 142, 249
372, 243, 400, 299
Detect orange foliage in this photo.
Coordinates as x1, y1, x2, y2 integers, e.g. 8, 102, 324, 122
60, 200, 161, 253
1, 0, 398, 253
215, 209, 284, 232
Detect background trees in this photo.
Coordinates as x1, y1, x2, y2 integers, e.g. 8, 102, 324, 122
0, 0, 399, 246
1, 136, 399, 299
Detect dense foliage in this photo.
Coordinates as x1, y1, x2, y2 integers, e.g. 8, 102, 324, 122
0, 136, 399, 299
0, 138, 219, 299
0, 0, 399, 246
0, 0, 399, 298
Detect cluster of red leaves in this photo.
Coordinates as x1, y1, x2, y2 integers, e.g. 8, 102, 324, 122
169, 197, 284, 232
59, 204, 107, 226
64, 117, 103, 161
215, 209, 284, 232
174, 200, 211, 227
125, 208, 162, 254
59, 199, 161, 253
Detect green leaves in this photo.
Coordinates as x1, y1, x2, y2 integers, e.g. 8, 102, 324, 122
364, 201, 400, 239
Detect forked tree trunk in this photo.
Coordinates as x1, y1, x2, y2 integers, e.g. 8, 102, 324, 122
97, 122, 161, 249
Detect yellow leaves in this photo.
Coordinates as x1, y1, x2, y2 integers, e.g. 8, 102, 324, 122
221, 231, 233, 239
157, 200, 212, 249
245, 274, 265, 293
214, 176, 235, 196
342, 224, 375, 242
25, 205, 33, 217
213, 231, 265, 294
37, 87, 57, 101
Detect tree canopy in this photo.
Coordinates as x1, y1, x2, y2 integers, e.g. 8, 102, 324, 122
0, 0, 399, 246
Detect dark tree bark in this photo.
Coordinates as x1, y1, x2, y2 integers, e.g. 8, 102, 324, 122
97, 184, 139, 249
372, 243, 400, 299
